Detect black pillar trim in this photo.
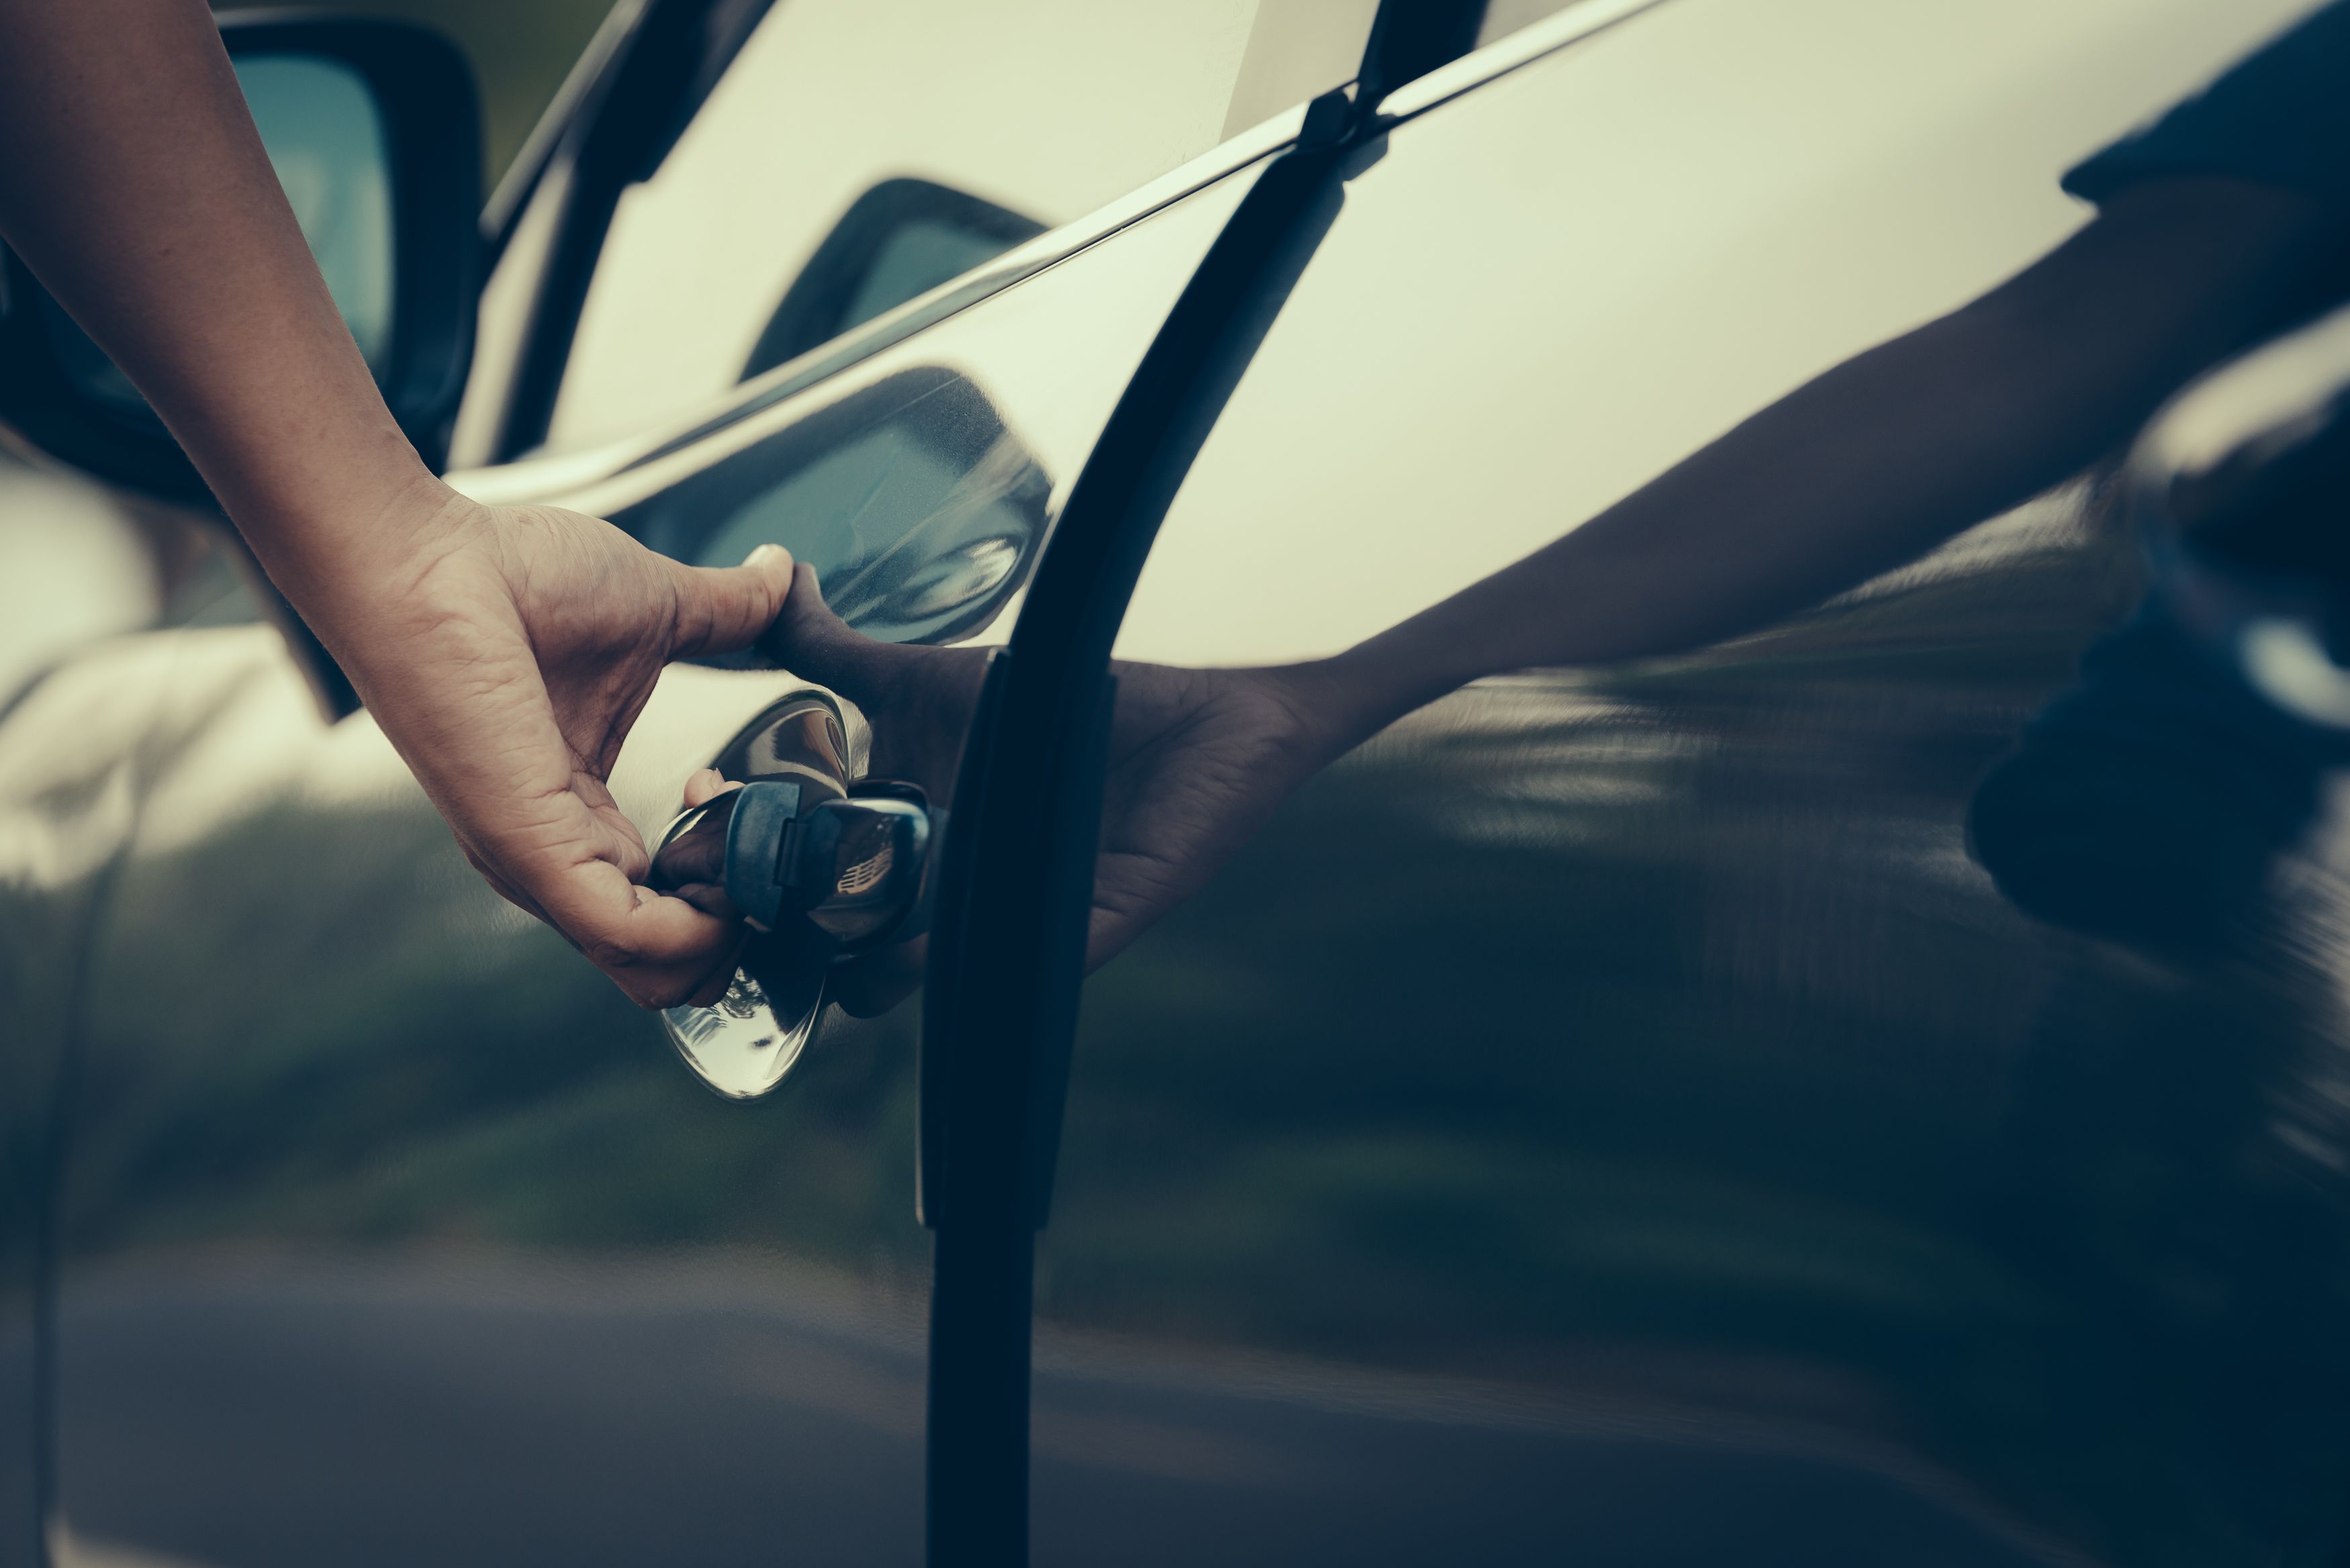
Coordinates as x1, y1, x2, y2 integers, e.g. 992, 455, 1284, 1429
916, 88, 1357, 1568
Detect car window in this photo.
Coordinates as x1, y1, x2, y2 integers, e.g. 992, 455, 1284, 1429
545, 0, 1376, 453
1037, 1, 2339, 1563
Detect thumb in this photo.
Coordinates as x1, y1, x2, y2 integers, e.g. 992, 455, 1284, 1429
764, 561, 882, 687
670, 542, 796, 657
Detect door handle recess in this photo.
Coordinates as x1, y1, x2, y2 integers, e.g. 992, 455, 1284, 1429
641, 690, 940, 1099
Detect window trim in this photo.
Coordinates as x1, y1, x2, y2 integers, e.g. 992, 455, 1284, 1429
1378, 0, 1672, 126
469, 2, 1397, 471
449, 103, 1316, 503
479, 0, 777, 462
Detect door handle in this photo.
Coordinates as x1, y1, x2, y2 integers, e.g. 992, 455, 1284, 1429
645, 689, 941, 1099
653, 777, 943, 949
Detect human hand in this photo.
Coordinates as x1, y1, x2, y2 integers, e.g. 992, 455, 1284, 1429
765, 565, 1358, 995
291, 486, 795, 1007
1087, 655, 1354, 965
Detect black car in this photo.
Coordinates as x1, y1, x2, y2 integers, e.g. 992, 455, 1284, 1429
5, 1, 2349, 1565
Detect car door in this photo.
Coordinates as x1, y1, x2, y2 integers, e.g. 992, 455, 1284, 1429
0, 458, 159, 1568
1030, 1, 2343, 1565
28, 6, 1380, 1566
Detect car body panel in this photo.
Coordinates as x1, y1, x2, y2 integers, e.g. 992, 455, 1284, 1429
27, 149, 1258, 1566
7, 0, 2349, 1563
1041, 1, 2343, 1564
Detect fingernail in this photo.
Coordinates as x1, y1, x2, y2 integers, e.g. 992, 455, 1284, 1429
744, 542, 790, 570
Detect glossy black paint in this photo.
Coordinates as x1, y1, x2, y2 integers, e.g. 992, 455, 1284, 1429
1033, 5, 2350, 1561
19, 73, 1263, 1565
8, 3, 2349, 1565
919, 94, 1359, 1567
620, 368, 1050, 645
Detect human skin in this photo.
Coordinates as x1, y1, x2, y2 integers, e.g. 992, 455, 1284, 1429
0, 0, 785, 1007
766, 173, 2350, 975
5, 2, 2342, 1005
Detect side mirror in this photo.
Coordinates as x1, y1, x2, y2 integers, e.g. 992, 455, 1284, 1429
0, 11, 481, 499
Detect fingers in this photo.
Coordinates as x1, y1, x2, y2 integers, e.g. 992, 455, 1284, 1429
463, 841, 551, 925
669, 543, 795, 658
340, 504, 761, 1009
760, 562, 867, 680
541, 857, 745, 1009
684, 959, 739, 1010
466, 777, 743, 1008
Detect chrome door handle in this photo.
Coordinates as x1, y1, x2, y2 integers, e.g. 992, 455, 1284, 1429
652, 777, 943, 950
641, 689, 939, 1100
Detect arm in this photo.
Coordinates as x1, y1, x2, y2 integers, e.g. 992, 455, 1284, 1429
1323, 176, 2345, 733
767, 176, 2350, 976
0, 0, 790, 1006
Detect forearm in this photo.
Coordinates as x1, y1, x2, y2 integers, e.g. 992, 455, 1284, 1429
1317, 179, 2335, 738
1329, 310, 2130, 720
0, 0, 447, 605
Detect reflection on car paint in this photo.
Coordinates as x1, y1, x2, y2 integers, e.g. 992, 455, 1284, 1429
661, 969, 811, 1101
622, 369, 1051, 648
19, 128, 1264, 1568
1043, 2, 2346, 1562
651, 690, 853, 1099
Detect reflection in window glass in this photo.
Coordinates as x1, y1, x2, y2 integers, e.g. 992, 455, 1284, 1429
547, 0, 1372, 451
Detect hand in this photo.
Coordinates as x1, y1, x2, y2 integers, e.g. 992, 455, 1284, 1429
1088, 656, 1354, 965
766, 565, 1359, 1001
295, 487, 795, 1008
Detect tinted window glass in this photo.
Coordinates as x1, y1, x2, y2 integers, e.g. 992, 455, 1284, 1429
547, 0, 1375, 452
1039, 2, 2337, 1565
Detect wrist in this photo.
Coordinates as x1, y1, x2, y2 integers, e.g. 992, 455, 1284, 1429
1309, 639, 1461, 744
1260, 655, 1400, 765
242, 465, 477, 618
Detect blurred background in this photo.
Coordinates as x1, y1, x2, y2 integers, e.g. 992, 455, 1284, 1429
213, 0, 618, 183
0, 3, 620, 701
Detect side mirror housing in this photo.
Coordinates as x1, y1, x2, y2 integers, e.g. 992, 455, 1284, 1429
0, 10, 482, 498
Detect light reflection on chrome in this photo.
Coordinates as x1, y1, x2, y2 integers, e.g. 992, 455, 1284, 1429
649, 688, 859, 1100
661, 966, 816, 1101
